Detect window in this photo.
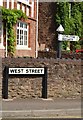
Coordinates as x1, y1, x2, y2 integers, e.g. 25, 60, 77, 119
11, 0, 14, 9
22, 5, 25, 13
0, 23, 4, 48
17, 22, 28, 49
31, 0, 34, 17
7, 0, 9, 9
17, 3, 20, 10
26, 7, 29, 16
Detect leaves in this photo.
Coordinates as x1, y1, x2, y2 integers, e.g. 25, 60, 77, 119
1, 7, 28, 56
55, 2, 83, 51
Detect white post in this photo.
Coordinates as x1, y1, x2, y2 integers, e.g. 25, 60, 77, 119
6, 26, 7, 57
35, 0, 38, 58
69, 3, 71, 19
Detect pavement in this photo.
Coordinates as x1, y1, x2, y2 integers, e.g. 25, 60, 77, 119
0, 98, 82, 119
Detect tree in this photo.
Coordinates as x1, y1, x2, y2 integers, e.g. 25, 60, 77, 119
55, 2, 83, 51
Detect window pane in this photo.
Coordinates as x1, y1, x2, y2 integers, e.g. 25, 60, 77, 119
26, 7, 29, 16
20, 41, 23, 45
22, 5, 25, 13
20, 23, 23, 28
24, 41, 27, 45
17, 3, 20, 10
17, 40, 19, 45
24, 35, 27, 45
17, 23, 19, 27
17, 35, 19, 39
24, 24, 27, 29
24, 31, 27, 35
20, 30, 23, 34
21, 36, 23, 40
17, 29, 19, 34
17, 22, 28, 47
24, 36, 27, 40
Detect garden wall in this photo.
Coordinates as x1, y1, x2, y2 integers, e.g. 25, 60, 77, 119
2, 58, 82, 99
38, 51, 83, 59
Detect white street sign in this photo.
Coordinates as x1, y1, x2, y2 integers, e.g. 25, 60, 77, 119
9, 68, 44, 75
58, 35, 79, 41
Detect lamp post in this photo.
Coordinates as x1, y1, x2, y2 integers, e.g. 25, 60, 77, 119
56, 24, 64, 58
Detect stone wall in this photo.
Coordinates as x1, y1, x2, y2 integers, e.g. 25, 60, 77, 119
38, 51, 83, 59
2, 58, 82, 99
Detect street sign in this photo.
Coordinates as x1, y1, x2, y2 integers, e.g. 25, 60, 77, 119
58, 35, 79, 41
9, 68, 44, 75
3, 67, 47, 99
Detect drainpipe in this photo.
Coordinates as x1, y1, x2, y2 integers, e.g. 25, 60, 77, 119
35, 0, 38, 58
6, 25, 7, 57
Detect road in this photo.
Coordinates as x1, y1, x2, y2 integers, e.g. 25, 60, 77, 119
1, 98, 82, 119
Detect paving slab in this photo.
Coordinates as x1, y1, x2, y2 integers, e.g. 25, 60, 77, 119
2, 98, 81, 119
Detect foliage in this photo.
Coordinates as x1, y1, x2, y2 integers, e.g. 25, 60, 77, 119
55, 2, 83, 51
1, 7, 27, 56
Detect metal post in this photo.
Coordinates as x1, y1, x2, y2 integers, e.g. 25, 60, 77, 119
56, 25, 64, 59
6, 26, 7, 57
57, 40, 62, 58
3, 66, 9, 99
42, 67, 47, 99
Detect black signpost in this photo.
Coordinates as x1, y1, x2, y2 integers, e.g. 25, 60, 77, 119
3, 66, 47, 99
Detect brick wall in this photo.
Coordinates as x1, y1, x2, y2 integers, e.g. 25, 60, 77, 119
38, 51, 83, 59
15, 18, 36, 58
38, 3, 57, 50
1, 1, 37, 58
0, 49, 5, 58
2, 58, 82, 99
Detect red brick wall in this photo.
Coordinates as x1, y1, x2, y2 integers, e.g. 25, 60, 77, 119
14, 1, 37, 58
0, 49, 5, 57
15, 18, 36, 58
0, 1, 37, 58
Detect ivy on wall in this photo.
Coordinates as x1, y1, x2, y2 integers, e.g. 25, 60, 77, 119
1, 7, 27, 56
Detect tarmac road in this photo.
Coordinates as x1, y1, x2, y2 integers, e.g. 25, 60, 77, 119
1, 98, 82, 119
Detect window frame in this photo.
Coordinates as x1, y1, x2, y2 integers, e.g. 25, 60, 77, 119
16, 21, 30, 50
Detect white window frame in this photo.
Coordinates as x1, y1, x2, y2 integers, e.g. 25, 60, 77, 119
0, 24, 4, 49
16, 22, 31, 50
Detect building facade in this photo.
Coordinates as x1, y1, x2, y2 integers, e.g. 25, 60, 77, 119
0, 0, 38, 57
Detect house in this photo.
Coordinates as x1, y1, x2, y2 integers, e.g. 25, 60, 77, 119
0, 0, 38, 58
